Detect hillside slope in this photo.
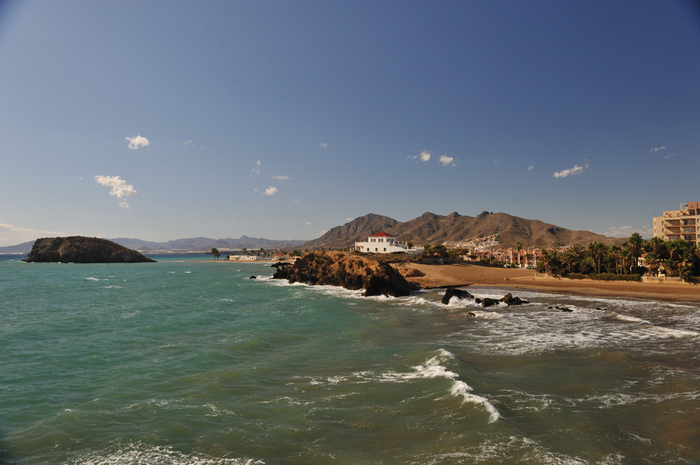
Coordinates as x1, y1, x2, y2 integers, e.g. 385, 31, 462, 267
302, 211, 624, 249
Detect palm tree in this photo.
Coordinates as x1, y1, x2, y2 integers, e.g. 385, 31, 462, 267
211, 248, 221, 260
516, 242, 523, 267
587, 242, 606, 274
644, 252, 661, 276
647, 237, 665, 256
608, 245, 622, 274
624, 233, 644, 272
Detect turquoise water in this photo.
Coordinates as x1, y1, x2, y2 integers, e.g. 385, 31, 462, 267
1, 255, 699, 464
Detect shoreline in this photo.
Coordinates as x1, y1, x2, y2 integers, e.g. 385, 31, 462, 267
190, 257, 700, 303
397, 262, 700, 304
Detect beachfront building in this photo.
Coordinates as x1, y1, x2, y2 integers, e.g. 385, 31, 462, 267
653, 202, 699, 246
354, 232, 421, 254
227, 254, 258, 261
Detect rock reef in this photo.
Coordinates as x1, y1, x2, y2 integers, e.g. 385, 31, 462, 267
25, 236, 155, 263
272, 251, 418, 297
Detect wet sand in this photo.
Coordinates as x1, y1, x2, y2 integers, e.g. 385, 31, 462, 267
396, 262, 700, 303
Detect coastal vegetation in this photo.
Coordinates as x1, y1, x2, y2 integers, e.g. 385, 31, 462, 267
536, 233, 699, 284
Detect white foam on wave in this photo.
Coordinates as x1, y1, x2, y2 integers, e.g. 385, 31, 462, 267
611, 313, 649, 324
70, 443, 263, 465
635, 325, 700, 340
86, 277, 102, 281
414, 349, 500, 423
582, 389, 700, 408
292, 350, 500, 422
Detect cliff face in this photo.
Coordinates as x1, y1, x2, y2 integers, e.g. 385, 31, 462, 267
272, 251, 417, 297
25, 236, 155, 263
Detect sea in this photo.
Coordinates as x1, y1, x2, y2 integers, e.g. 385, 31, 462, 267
1, 254, 699, 465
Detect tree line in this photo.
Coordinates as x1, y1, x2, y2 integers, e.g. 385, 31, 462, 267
537, 233, 699, 283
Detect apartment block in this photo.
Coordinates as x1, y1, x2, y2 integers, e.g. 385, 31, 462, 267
653, 202, 699, 246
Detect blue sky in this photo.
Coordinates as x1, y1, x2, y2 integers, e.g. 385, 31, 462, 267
1, 0, 699, 246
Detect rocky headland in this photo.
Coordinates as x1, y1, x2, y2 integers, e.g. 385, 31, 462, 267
25, 236, 155, 263
272, 251, 418, 297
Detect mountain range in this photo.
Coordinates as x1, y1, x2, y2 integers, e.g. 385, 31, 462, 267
0, 236, 307, 255
301, 211, 625, 249
0, 211, 625, 255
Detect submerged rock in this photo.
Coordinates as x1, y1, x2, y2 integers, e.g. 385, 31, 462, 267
272, 251, 418, 297
25, 236, 155, 263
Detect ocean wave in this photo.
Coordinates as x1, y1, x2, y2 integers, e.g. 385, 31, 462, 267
294, 349, 500, 423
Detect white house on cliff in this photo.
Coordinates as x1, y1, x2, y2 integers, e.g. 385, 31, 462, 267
354, 232, 422, 254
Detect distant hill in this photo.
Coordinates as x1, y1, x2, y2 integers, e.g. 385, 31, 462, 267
301, 211, 625, 249
0, 236, 307, 254
0, 240, 36, 255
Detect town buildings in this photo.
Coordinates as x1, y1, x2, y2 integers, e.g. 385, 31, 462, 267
653, 202, 699, 246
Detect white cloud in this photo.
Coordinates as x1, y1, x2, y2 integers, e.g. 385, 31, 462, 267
408, 150, 431, 162
319, 143, 329, 149
0, 223, 65, 247
291, 199, 300, 204
94, 175, 137, 209
272, 175, 290, 180
602, 225, 652, 239
493, 159, 498, 165
264, 186, 277, 196
439, 155, 455, 166
650, 146, 667, 152
346, 217, 355, 222
664, 152, 676, 159
553, 162, 589, 179
305, 221, 312, 226
253, 160, 262, 174
528, 165, 534, 171
125, 135, 150, 150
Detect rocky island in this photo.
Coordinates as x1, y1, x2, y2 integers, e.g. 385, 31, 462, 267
272, 251, 417, 297
25, 236, 155, 263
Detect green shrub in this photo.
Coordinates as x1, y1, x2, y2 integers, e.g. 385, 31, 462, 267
589, 273, 641, 282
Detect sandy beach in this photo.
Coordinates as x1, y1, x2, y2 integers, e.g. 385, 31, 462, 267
397, 262, 700, 303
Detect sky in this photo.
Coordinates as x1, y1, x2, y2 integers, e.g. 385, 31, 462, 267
1, 0, 699, 246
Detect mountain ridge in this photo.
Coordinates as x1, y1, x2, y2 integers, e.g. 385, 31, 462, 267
301, 211, 625, 249
0, 236, 307, 255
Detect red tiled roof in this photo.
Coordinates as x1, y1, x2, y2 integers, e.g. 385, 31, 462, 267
369, 231, 395, 237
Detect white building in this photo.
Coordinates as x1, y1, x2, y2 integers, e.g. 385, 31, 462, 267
354, 232, 422, 254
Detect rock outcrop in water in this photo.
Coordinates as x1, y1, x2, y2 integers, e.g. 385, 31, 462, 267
441, 288, 474, 304
272, 251, 418, 297
25, 236, 155, 263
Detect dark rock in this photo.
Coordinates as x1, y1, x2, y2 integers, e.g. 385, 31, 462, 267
272, 251, 418, 297
481, 298, 499, 308
466, 312, 476, 318
441, 288, 474, 305
502, 292, 529, 306
24, 236, 155, 263
249, 276, 257, 279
